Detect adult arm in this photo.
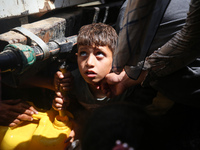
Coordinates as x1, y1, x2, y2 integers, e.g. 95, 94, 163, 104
101, 70, 148, 97
0, 99, 38, 127
144, 0, 200, 79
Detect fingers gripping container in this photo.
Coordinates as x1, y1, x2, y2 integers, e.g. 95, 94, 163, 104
0, 103, 73, 150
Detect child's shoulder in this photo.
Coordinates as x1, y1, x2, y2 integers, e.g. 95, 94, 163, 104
71, 69, 87, 86
71, 69, 82, 80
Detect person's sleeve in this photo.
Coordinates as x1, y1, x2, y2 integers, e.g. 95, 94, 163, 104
144, 0, 200, 82
112, 0, 170, 80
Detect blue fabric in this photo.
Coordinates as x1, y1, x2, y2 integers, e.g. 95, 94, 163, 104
112, 0, 170, 79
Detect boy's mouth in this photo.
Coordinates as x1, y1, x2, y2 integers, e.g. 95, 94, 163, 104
85, 71, 97, 77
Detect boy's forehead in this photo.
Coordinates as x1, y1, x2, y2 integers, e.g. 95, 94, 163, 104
79, 45, 113, 55
78, 45, 111, 51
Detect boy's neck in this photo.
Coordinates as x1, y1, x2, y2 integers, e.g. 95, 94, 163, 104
88, 83, 106, 98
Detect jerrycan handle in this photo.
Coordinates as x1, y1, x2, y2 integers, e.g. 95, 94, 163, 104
59, 61, 70, 117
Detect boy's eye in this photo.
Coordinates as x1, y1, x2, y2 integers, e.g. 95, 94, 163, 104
96, 52, 104, 57
80, 51, 87, 56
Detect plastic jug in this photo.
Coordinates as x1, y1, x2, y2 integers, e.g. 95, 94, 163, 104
0, 103, 73, 150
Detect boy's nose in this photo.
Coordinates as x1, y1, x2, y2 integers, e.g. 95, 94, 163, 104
86, 54, 95, 67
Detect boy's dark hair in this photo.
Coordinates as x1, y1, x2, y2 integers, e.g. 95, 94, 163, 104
77, 23, 118, 53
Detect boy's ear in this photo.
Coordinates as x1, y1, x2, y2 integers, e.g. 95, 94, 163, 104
75, 53, 78, 56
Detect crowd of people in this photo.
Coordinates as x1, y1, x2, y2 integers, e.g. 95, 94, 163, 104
1, 0, 200, 149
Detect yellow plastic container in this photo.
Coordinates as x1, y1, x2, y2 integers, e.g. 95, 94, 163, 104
0, 104, 73, 150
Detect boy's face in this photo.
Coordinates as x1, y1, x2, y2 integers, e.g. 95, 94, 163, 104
77, 45, 113, 85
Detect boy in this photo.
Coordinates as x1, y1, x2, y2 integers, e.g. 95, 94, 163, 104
53, 23, 136, 111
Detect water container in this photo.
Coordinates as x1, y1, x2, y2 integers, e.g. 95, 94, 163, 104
0, 103, 73, 150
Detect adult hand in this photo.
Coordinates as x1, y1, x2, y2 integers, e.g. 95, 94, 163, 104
100, 71, 128, 98
100, 70, 148, 98
0, 99, 38, 127
54, 71, 74, 92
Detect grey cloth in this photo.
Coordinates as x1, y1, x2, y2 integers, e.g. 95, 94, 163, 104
114, 0, 200, 107
112, 0, 170, 79
113, 0, 191, 79
144, 0, 200, 77
115, 0, 128, 34
148, 0, 190, 54
142, 0, 200, 107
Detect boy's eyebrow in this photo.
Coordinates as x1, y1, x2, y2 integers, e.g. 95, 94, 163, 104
78, 45, 110, 52
78, 46, 89, 51
95, 46, 109, 52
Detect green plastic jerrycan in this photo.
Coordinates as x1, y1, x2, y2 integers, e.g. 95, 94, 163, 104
0, 104, 73, 150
